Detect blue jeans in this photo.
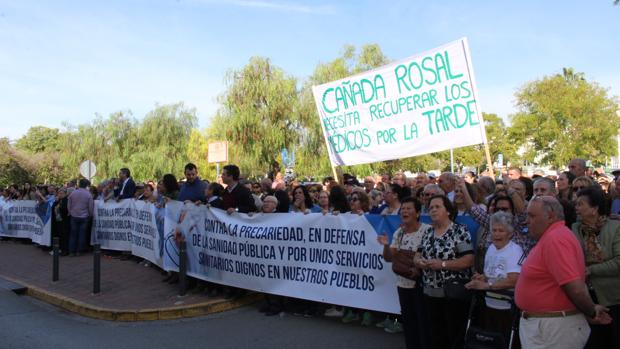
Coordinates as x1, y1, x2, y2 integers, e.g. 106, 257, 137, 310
69, 217, 89, 253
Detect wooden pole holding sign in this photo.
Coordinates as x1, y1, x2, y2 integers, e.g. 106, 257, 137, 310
331, 165, 343, 184
483, 142, 494, 178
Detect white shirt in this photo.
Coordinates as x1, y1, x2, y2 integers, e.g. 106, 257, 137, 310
484, 240, 523, 310
119, 178, 129, 196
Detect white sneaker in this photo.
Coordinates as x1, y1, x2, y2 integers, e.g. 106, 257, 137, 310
324, 307, 344, 317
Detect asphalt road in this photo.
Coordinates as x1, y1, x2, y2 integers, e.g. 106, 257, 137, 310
0, 288, 404, 349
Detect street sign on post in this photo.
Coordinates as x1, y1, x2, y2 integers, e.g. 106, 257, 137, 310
79, 160, 97, 180
208, 141, 228, 178
208, 142, 228, 164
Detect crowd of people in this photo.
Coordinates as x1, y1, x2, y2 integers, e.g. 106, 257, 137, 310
2, 157, 619, 349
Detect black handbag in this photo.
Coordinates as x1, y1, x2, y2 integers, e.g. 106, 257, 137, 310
443, 278, 473, 301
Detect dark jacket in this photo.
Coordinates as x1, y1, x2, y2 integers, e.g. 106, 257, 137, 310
114, 177, 136, 199
221, 183, 257, 213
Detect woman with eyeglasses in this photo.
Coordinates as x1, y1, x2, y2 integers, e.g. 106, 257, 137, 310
573, 187, 620, 348
557, 171, 577, 202
420, 184, 444, 214
349, 190, 370, 215
414, 195, 474, 349
380, 184, 408, 216
572, 176, 595, 201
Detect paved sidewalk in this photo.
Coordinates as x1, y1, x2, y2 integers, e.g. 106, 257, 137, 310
0, 240, 257, 321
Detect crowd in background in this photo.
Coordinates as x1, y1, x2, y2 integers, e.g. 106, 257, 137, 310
2, 157, 619, 349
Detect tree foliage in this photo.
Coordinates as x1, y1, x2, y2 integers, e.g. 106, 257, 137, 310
15, 126, 60, 153
507, 68, 620, 168
186, 128, 212, 179
0, 138, 36, 186
207, 57, 299, 177
8, 53, 620, 185
9, 103, 197, 184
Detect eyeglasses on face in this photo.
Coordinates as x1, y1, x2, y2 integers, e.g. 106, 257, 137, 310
573, 186, 586, 191
350, 197, 359, 202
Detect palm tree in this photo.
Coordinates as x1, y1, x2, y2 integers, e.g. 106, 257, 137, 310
562, 67, 585, 82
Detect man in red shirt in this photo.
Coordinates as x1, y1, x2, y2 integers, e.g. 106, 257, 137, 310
516, 196, 611, 348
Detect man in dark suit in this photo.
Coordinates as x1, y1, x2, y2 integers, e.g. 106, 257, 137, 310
221, 164, 257, 214
114, 168, 136, 199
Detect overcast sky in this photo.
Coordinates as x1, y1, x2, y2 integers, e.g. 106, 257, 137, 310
1, 0, 618, 141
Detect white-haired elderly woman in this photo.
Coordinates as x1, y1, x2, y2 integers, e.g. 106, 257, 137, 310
465, 211, 524, 343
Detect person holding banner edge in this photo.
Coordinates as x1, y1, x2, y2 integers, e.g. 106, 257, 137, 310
220, 164, 257, 214
378, 196, 430, 349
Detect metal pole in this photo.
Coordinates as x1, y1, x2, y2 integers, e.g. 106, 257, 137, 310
93, 244, 101, 294
52, 237, 59, 282
450, 148, 454, 173
216, 163, 220, 179
179, 240, 187, 297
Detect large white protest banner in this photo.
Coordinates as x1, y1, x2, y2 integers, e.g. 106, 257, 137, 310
91, 200, 133, 251
163, 201, 400, 314
0, 200, 52, 246
312, 37, 487, 166
91, 200, 163, 267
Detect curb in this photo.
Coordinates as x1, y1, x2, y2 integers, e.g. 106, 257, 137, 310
0, 274, 260, 322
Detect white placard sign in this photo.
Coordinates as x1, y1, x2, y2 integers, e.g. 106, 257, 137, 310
312, 37, 487, 166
